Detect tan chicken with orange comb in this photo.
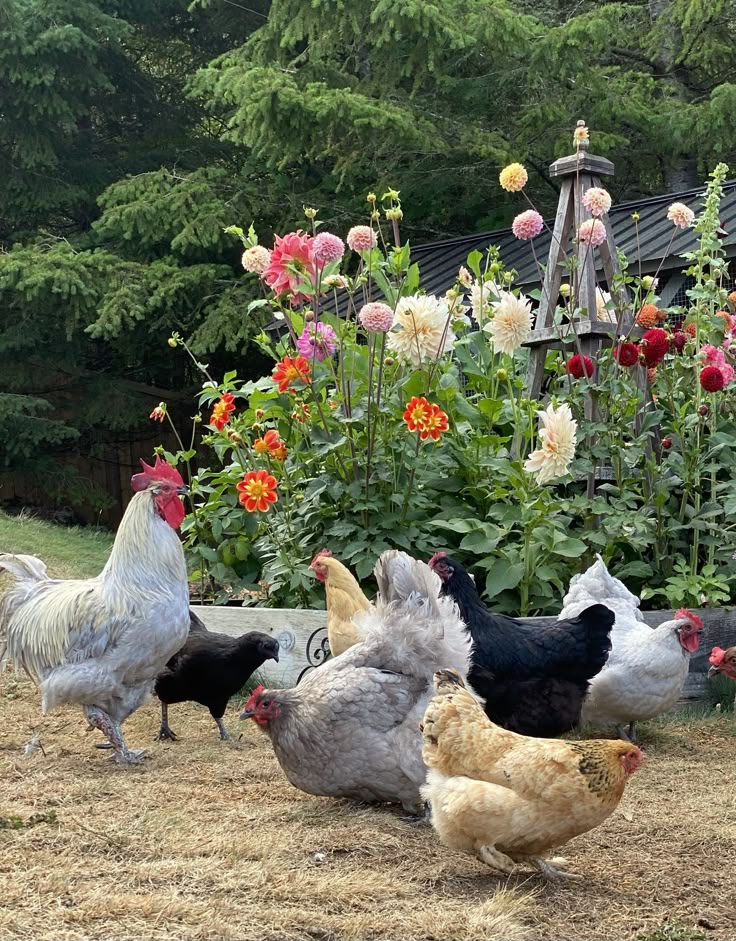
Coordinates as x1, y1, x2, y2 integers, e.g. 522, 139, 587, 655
420, 670, 643, 881
310, 549, 371, 656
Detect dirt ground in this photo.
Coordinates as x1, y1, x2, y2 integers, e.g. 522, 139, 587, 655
1, 672, 735, 941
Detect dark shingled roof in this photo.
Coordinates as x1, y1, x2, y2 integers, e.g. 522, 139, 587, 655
410, 180, 736, 295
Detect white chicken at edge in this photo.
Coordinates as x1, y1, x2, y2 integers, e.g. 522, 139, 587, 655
0, 456, 190, 764
559, 556, 704, 742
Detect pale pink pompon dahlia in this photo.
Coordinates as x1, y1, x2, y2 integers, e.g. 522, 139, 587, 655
667, 202, 695, 229
577, 218, 607, 248
241, 245, 271, 275
359, 302, 394, 334
511, 210, 544, 241
313, 232, 345, 264
499, 163, 528, 193
582, 187, 612, 217
347, 225, 378, 253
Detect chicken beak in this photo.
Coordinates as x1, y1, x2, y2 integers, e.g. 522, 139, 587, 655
240, 707, 254, 720
177, 485, 189, 496
272, 651, 280, 662
708, 665, 721, 679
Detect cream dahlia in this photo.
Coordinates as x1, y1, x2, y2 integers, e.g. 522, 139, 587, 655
241, 245, 272, 275
387, 294, 456, 366
667, 202, 695, 229
582, 187, 612, 217
499, 163, 528, 193
483, 291, 532, 355
524, 402, 578, 484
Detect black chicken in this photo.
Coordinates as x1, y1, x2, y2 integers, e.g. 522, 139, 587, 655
154, 611, 280, 741
428, 553, 614, 737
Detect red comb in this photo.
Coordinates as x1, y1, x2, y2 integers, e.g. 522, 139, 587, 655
310, 548, 332, 569
131, 456, 184, 492
428, 551, 447, 568
709, 647, 726, 666
244, 684, 265, 710
675, 608, 703, 630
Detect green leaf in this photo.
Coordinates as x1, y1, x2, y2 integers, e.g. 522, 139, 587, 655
481, 559, 524, 598
552, 537, 587, 558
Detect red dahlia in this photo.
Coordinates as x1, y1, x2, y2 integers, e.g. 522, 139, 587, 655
671, 331, 687, 353
641, 328, 669, 366
566, 354, 595, 378
700, 365, 726, 392
614, 341, 639, 367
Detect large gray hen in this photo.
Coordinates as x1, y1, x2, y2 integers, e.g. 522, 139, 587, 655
240, 549, 473, 814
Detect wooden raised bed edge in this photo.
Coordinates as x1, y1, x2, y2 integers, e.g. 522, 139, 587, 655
191, 604, 736, 702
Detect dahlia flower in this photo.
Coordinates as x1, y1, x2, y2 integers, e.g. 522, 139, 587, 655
573, 124, 589, 146
524, 402, 577, 484
242, 245, 272, 275
614, 342, 639, 367
296, 322, 338, 361
702, 345, 734, 387
359, 302, 394, 333
387, 294, 456, 366
470, 281, 500, 324
700, 365, 726, 392
402, 396, 449, 441
636, 304, 660, 329
313, 232, 345, 265
596, 290, 615, 323
582, 187, 612, 217
237, 469, 278, 513
347, 225, 377, 252
716, 310, 735, 333
667, 202, 695, 229
323, 274, 349, 290
272, 355, 311, 393
641, 328, 669, 366
566, 354, 595, 379
484, 291, 532, 356
253, 429, 287, 461
458, 266, 473, 289
729, 290, 736, 307
671, 331, 687, 353
512, 210, 544, 241
499, 163, 528, 192
577, 219, 607, 248
210, 393, 236, 430
262, 231, 317, 302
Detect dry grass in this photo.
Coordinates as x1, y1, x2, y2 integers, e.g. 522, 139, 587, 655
1, 674, 735, 941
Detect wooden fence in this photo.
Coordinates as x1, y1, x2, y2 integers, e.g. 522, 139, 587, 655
191, 604, 736, 703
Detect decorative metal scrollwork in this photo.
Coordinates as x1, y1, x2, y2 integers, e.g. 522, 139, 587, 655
296, 625, 332, 684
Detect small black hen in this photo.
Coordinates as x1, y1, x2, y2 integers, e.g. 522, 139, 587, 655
428, 553, 613, 737
154, 612, 279, 741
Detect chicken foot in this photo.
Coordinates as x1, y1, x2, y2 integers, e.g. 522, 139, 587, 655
514, 854, 583, 882
156, 703, 178, 742
214, 717, 232, 742
85, 706, 145, 764
477, 845, 515, 875
617, 721, 637, 744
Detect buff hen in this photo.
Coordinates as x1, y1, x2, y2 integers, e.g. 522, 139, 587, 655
420, 670, 643, 880
310, 549, 371, 656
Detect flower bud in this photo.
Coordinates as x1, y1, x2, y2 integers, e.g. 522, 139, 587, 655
303, 206, 318, 219
227, 430, 243, 444
661, 436, 672, 450
559, 283, 571, 298
496, 368, 509, 381
367, 192, 377, 204
641, 275, 654, 289
371, 210, 380, 222
632, 211, 640, 222
698, 404, 709, 417
251, 423, 262, 432
305, 310, 315, 322
255, 409, 264, 419
384, 356, 395, 366
168, 337, 178, 348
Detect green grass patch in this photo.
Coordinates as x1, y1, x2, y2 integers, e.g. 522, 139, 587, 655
0, 509, 113, 580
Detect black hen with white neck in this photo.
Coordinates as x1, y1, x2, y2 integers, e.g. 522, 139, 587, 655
428, 552, 614, 737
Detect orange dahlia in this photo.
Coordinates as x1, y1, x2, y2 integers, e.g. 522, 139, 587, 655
237, 469, 278, 512
402, 396, 449, 441
636, 304, 660, 328
253, 429, 287, 460
210, 393, 236, 430
272, 355, 312, 393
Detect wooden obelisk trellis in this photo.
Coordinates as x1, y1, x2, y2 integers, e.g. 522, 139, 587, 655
524, 123, 634, 401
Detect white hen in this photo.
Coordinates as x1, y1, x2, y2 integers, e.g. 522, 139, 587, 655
559, 556, 703, 741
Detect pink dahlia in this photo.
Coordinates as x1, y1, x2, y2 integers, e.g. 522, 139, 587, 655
262, 230, 317, 302
702, 344, 734, 387
313, 232, 345, 265
512, 210, 544, 241
577, 219, 607, 248
359, 302, 394, 333
296, 321, 338, 361
242, 245, 271, 275
582, 187, 612, 217
347, 225, 377, 253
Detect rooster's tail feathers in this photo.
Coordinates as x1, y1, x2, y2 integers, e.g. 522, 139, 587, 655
0, 554, 49, 583
356, 550, 473, 680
